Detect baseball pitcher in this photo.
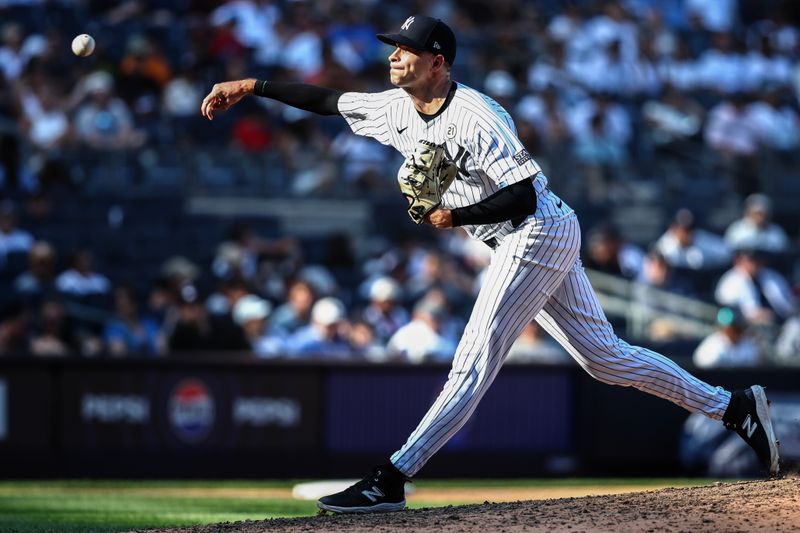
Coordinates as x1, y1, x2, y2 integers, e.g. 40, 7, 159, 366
202, 14, 779, 514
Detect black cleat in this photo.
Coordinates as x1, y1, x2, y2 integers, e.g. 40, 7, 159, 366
722, 385, 780, 476
317, 463, 408, 514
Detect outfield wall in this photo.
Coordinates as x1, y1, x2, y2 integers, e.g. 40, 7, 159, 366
0, 358, 797, 478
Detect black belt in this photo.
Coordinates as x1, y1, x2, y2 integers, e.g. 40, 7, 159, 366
483, 215, 527, 250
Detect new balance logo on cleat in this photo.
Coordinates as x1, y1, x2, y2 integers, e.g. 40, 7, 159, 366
361, 486, 385, 502
742, 414, 758, 438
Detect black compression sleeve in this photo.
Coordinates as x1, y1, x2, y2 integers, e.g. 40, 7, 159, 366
450, 179, 537, 227
253, 80, 343, 116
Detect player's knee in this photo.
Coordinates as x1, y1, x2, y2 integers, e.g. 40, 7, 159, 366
577, 356, 632, 387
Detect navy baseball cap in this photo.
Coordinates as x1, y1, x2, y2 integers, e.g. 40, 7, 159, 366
377, 15, 457, 65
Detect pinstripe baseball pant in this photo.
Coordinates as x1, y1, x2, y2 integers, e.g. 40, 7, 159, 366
390, 196, 732, 477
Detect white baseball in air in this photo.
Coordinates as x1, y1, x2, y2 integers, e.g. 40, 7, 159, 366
71, 34, 95, 57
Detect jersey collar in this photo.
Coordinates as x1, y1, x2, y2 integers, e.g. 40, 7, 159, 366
417, 81, 457, 123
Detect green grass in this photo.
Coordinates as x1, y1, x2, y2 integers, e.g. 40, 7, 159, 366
0, 481, 311, 533
0, 479, 718, 533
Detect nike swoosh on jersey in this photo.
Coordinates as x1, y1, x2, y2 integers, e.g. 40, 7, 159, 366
397, 126, 408, 134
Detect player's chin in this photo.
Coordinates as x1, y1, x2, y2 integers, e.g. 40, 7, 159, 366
389, 72, 408, 87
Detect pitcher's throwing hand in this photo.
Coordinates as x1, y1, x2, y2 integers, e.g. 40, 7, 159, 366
200, 79, 255, 120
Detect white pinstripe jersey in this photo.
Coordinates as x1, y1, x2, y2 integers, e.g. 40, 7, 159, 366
338, 82, 547, 242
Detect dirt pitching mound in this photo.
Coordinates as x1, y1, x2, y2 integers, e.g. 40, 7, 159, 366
139, 477, 800, 533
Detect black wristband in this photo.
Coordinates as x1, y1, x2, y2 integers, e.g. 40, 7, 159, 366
254, 79, 269, 97
451, 209, 463, 227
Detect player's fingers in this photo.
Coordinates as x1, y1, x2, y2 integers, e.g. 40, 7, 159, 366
200, 94, 213, 119
201, 93, 222, 120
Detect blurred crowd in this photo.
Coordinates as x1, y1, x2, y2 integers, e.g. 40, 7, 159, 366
1, 0, 799, 366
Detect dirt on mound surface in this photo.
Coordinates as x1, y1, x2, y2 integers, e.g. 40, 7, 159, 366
138, 476, 800, 533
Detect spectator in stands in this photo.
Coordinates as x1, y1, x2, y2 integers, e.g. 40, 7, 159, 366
160, 256, 201, 296
746, 86, 800, 153
55, 249, 111, 301
404, 250, 472, 315
348, 319, 384, 361
0, 22, 27, 82
506, 320, 570, 364
744, 36, 794, 91
416, 287, 465, 345
167, 284, 216, 353
567, 93, 632, 150
568, 93, 632, 204
642, 83, 704, 154
162, 65, 205, 119
693, 307, 761, 368
269, 278, 315, 336
749, 10, 799, 56
232, 106, 274, 152
210, 0, 282, 66
715, 248, 795, 326
361, 276, 408, 345
657, 40, 699, 93
232, 293, 283, 358
572, 111, 628, 203
118, 34, 172, 97
203, 276, 252, 351
515, 85, 572, 158
207, 12, 249, 62
525, 39, 577, 96
213, 222, 299, 284
604, 38, 660, 97
285, 296, 354, 358
72, 71, 146, 150
13, 240, 57, 306
0, 199, 34, 272
703, 93, 760, 196
583, 222, 644, 279
437, 230, 493, 298
694, 32, 746, 94
0, 299, 29, 355
724, 193, 788, 253
775, 314, 800, 365
104, 285, 164, 357
330, 129, 396, 191
386, 297, 457, 364
636, 247, 695, 297
654, 208, 731, 270
686, 0, 737, 33
211, 241, 252, 282
19, 84, 69, 152
280, 2, 324, 78
29, 298, 76, 357
632, 247, 697, 341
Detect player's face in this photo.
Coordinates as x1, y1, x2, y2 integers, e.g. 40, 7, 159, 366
388, 45, 435, 88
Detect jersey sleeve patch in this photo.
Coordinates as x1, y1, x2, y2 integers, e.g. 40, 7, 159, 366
513, 149, 532, 166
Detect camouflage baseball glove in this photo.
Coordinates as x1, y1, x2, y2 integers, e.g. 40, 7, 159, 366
397, 140, 458, 225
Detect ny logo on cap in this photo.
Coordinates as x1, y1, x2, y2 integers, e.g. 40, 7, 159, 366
401, 16, 415, 31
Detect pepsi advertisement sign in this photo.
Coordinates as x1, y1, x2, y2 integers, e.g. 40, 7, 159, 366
168, 378, 216, 444
60, 368, 319, 451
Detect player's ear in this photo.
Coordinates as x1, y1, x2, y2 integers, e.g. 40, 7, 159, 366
432, 54, 445, 72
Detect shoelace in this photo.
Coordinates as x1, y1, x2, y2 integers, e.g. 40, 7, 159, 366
346, 469, 384, 494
